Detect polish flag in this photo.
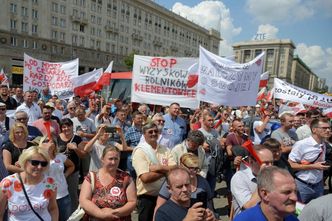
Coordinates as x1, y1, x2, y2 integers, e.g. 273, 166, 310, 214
256, 87, 267, 101
259, 72, 269, 88
265, 88, 274, 102
72, 68, 103, 97
0, 69, 9, 86
187, 62, 199, 88
322, 108, 332, 119
94, 61, 113, 91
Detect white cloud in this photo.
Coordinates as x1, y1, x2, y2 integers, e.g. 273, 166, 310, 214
253, 24, 279, 40
171, 1, 241, 56
295, 43, 332, 87
246, 0, 314, 23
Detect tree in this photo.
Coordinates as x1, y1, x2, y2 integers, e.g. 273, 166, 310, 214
123, 51, 135, 70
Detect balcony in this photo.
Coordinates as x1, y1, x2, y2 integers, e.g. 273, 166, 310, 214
105, 25, 119, 33
71, 15, 88, 25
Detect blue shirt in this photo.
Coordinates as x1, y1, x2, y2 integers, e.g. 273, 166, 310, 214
125, 126, 142, 147
234, 204, 299, 221
163, 114, 187, 146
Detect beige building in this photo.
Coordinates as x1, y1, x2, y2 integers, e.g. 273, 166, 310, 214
0, 0, 221, 86
233, 39, 295, 88
291, 55, 318, 91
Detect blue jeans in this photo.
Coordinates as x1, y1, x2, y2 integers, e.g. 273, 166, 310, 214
295, 179, 324, 203
57, 195, 72, 221
126, 153, 137, 180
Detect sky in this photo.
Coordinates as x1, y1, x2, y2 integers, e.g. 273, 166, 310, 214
154, 0, 332, 89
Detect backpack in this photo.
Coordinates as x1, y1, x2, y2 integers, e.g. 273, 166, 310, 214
207, 138, 227, 178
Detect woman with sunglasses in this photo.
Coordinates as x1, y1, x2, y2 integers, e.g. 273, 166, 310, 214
154, 153, 214, 217
0, 146, 58, 221
2, 122, 34, 174
79, 145, 137, 221
56, 118, 86, 212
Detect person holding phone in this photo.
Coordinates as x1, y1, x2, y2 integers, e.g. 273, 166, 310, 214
154, 153, 214, 217
155, 167, 217, 221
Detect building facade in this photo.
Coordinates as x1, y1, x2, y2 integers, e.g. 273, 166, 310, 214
291, 55, 318, 91
0, 0, 221, 86
233, 39, 295, 89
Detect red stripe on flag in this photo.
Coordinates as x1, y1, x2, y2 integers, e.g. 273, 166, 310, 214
74, 82, 97, 97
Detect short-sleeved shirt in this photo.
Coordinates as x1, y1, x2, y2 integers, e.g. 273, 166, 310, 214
234, 203, 299, 221
158, 175, 213, 210
271, 128, 298, 146
72, 117, 96, 141
231, 166, 257, 216
298, 194, 332, 221
1, 141, 34, 174
33, 119, 60, 137
163, 114, 187, 146
57, 135, 83, 172
155, 199, 188, 221
132, 144, 176, 196
296, 124, 311, 141
125, 126, 142, 148
0, 173, 57, 221
289, 136, 325, 184
47, 153, 69, 199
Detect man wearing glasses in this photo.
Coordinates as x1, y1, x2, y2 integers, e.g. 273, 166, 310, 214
14, 111, 42, 141
132, 122, 176, 221
289, 118, 331, 203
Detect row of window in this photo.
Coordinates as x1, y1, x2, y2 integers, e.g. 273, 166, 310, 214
10, 4, 38, 18
10, 20, 37, 33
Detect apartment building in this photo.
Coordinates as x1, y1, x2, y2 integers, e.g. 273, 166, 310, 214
0, 0, 221, 85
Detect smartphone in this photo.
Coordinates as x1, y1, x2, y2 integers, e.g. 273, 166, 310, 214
190, 191, 207, 209
322, 162, 330, 166
105, 126, 117, 133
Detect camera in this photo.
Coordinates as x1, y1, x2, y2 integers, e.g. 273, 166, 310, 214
105, 126, 118, 133
190, 191, 207, 209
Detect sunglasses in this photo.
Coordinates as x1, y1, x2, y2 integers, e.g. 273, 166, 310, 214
29, 160, 48, 167
156, 120, 165, 123
147, 129, 158, 134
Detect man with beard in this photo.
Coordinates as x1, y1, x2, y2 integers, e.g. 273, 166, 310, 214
0, 85, 17, 110
32, 104, 60, 136
155, 167, 217, 221
16, 91, 42, 125
234, 166, 298, 221
132, 123, 176, 221
11, 87, 24, 105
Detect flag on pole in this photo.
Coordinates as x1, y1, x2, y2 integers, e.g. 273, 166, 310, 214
0, 68, 9, 86
257, 87, 267, 101
259, 72, 269, 88
94, 61, 113, 91
72, 68, 103, 97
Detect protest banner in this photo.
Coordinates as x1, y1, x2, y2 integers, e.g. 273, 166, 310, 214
274, 78, 332, 108
131, 55, 199, 109
23, 53, 78, 99
198, 46, 265, 106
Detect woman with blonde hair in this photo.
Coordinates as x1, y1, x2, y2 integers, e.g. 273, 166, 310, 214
154, 153, 214, 216
0, 146, 58, 220
2, 122, 34, 174
79, 145, 137, 221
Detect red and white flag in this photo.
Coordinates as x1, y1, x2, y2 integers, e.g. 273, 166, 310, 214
259, 72, 269, 88
0, 68, 9, 86
94, 61, 113, 91
256, 87, 267, 101
72, 68, 103, 97
322, 108, 332, 119
265, 88, 274, 102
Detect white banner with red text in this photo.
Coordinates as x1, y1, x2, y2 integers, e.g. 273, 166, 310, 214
131, 55, 199, 109
274, 78, 332, 108
23, 54, 78, 99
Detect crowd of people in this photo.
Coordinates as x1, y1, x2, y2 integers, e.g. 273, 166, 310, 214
0, 85, 331, 221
